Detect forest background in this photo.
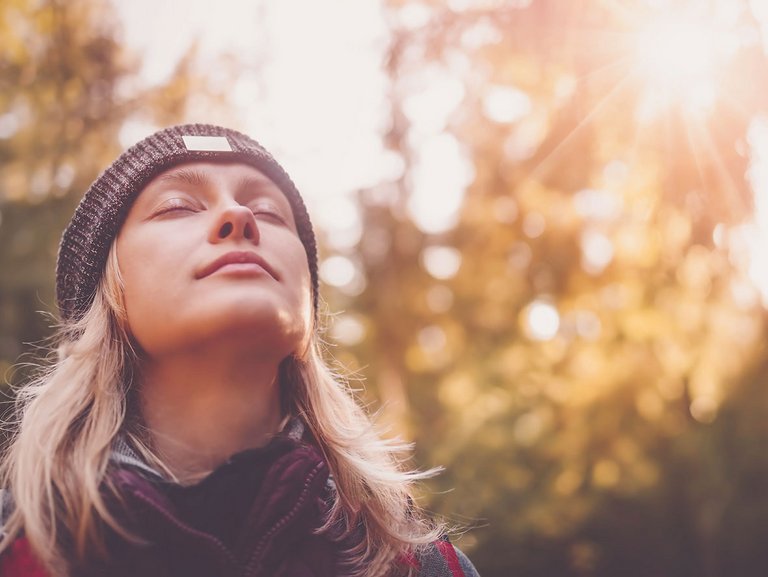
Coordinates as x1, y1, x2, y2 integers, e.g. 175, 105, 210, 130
2, 1, 768, 576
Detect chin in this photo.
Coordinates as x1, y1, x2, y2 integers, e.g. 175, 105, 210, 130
132, 304, 310, 360
226, 297, 309, 339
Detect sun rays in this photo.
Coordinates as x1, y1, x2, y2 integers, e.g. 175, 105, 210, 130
518, 0, 768, 315
631, 11, 727, 117
523, 0, 765, 295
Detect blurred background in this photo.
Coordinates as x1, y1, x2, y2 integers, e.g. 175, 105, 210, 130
2, 0, 768, 575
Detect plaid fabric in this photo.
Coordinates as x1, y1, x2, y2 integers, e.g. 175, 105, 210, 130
417, 538, 480, 577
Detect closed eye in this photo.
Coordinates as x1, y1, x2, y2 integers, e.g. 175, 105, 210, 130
250, 203, 289, 224
151, 198, 199, 217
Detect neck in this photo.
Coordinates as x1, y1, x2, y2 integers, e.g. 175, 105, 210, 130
138, 343, 287, 484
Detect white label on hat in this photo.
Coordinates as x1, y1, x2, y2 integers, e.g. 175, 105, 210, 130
182, 135, 233, 152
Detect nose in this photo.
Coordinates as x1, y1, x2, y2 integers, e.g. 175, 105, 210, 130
209, 204, 260, 244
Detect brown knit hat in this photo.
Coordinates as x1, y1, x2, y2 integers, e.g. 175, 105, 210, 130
56, 124, 318, 323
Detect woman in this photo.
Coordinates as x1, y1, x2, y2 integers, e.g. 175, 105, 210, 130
0, 125, 479, 577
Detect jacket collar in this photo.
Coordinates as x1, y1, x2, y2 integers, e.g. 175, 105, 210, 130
109, 416, 307, 480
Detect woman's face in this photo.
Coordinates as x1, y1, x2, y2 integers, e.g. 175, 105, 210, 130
116, 161, 312, 360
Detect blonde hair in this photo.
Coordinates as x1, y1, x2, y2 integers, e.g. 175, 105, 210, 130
0, 246, 442, 576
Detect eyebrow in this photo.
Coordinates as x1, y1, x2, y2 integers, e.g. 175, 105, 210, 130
150, 168, 289, 209
235, 174, 279, 195
156, 167, 209, 187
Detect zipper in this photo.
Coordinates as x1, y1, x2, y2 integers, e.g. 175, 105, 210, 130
242, 461, 325, 577
130, 488, 240, 574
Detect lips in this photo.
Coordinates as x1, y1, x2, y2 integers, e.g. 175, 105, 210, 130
196, 251, 278, 280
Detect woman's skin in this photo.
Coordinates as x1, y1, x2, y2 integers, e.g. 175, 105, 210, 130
116, 161, 312, 482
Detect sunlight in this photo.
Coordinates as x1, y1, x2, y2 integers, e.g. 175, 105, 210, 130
115, 0, 389, 211
521, 300, 560, 341
483, 85, 532, 124
421, 246, 462, 280
631, 9, 735, 117
746, 116, 768, 307
330, 313, 367, 346
408, 133, 475, 234
635, 17, 716, 83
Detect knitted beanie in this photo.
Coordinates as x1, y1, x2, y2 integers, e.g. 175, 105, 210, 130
56, 123, 318, 323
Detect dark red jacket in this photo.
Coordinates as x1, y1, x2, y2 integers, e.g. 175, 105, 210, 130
0, 423, 479, 577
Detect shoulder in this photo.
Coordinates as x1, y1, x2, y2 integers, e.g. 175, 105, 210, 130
0, 536, 50, 577
0, 492, 50, 577
416, 537, 480, 577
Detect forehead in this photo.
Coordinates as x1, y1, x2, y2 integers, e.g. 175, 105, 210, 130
143, 160, 280, 192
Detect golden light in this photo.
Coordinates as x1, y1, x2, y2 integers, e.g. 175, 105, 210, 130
631, 10, 735, 116
746, 116, 768, 307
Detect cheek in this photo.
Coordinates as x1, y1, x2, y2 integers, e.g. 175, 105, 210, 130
117, 262, 151, 343
283, 249, 314, 343
290, 253, 313, 314
116, 237, 169, 340
286, 294, 313, 360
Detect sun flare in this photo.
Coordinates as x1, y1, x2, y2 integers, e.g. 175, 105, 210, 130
634, 16, 725, 112
635, 17, 718, 83
631, 11, 733, 116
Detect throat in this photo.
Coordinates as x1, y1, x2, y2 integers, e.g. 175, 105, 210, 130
137, 353, 286, 483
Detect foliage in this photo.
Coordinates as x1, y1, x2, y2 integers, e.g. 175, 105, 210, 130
3, 0, 768, 576
0, 0, 204, 389
320, 1, 768, 576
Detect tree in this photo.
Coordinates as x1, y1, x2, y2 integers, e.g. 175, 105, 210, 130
321, 1, 768, 575
0, 0, 204, 390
